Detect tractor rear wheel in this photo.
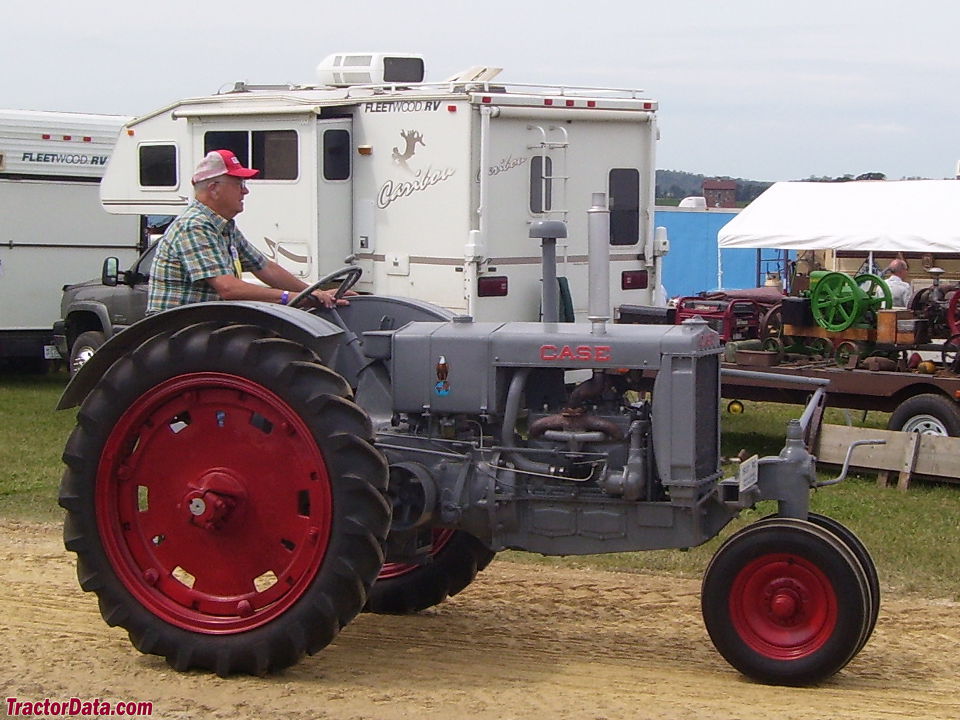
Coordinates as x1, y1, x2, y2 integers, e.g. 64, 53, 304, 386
59, 322, 390, 675
701, 518, 872, 686
365, 529, 495, 614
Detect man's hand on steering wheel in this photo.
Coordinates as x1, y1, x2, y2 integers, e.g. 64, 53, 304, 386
289, 265, 363, 309
300, 288, 353, 309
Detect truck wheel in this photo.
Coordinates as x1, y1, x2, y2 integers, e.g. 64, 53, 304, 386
365, 529, 495, 614
702, 518, 872, 686
69, 330, 105, 375
887, 393, 960, 436
59, 322, 390, 675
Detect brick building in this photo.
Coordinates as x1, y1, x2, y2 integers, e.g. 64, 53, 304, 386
702, 179, 737, 208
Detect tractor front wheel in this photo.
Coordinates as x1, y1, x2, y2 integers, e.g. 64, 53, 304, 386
59, 322, 390, 675
701, 518, 873, 685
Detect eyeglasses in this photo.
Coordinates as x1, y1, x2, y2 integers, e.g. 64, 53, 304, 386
211, 179, 247, 190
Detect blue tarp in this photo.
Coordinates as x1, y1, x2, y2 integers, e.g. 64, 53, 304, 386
655, 208, 790, 299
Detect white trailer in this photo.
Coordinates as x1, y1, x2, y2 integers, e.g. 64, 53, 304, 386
99, 53, 668, 321
0, 110, 140, 363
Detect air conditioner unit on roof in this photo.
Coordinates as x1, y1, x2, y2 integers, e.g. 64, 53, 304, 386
316, 53, 425, 87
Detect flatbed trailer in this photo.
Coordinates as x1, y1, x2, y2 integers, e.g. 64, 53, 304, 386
718, 360, 960, 436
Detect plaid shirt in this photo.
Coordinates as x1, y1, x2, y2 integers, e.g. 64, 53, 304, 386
147, 200, 267, 313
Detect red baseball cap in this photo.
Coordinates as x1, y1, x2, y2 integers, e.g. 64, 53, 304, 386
192, 149, 260, 184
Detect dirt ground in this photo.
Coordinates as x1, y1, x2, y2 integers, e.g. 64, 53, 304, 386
1, 519, 958, 720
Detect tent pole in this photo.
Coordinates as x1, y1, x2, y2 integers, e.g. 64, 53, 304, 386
717, 240, 723, 289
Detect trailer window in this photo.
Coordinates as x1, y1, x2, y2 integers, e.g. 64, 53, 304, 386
609, 168, 640, 246
204, 130, 299, 180
530, 156, 552, 214
139, 145, 177, 187
323, 129, 350, 181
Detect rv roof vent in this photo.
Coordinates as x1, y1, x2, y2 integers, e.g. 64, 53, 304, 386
444, 66, 503, 83
316, 53, 425, 87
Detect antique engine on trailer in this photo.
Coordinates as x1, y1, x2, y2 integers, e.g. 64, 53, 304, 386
56, 195, 879, 687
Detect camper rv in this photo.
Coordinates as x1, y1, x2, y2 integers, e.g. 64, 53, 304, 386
98, 53, 668, 321
0, 110, 139, 364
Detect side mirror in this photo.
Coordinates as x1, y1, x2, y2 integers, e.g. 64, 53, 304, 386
101, 257, 120, 287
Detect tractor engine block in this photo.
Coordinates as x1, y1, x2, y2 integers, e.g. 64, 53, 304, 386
363, 317, 725, 557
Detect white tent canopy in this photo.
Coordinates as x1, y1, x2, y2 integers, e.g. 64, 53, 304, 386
718, 180, 960, 253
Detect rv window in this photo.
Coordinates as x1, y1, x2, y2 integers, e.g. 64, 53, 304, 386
530, 156, 553, 214
253, 130, 298, 180
609, 168, 640, 246
139, 145, 177, 187
204, 131, 248, 167
323, 129, 350, 181
204, 130, 299, 180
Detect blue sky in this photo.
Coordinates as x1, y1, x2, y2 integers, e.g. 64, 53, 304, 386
6, 0, 957, 181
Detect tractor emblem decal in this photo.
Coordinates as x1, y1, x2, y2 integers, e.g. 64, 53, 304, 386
434, 355, 450, 396
539, 344, 612, 362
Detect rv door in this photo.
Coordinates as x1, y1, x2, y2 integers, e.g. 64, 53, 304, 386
316, 118, 353, 277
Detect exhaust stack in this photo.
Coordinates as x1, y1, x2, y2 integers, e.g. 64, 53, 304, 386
587, 192, 611, 336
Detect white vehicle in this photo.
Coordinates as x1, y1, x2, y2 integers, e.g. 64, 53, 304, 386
99, 53, 667, 321
0, 110, 139, 364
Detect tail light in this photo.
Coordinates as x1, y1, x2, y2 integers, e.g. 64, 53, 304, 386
478, 275, 508, 297
621, 270, 649, 290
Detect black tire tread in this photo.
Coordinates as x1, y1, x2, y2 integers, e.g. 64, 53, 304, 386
701, 518, 871, 686
886, 393, 960, 436
365, 531, 495, 614
59, 321, 389, 675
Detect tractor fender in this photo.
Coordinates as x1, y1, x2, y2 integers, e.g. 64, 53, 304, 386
57, 301, 345, 410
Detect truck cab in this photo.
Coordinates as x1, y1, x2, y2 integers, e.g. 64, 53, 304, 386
55, 216, 172, 373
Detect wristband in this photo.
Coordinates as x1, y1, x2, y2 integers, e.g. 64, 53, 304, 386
280, 290, 290, 305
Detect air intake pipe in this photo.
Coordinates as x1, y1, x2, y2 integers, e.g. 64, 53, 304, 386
529, 220, 567, 324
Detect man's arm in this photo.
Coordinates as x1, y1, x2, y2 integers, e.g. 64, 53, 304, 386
204, 261, 344, 307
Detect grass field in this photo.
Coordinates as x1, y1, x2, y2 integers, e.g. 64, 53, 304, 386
2, 369, 958, 600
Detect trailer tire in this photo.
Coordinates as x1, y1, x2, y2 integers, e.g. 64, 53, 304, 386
59, 322, 390, 675
887, 393, 960, 436
69, 330, 105, 376
365, 529, 495, 614
702, 518, 872, 686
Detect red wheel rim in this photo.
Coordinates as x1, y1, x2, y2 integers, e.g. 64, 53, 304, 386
95, 373, 333, 634
729, 553, 838, 660
377, 528, 455, 580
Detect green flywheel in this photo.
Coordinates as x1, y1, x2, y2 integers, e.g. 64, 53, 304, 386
809, 272, 892, 332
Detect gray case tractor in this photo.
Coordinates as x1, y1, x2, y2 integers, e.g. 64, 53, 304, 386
57, 195, 878, 686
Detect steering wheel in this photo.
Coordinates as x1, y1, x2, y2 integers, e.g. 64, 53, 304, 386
289, 265, 363, 308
